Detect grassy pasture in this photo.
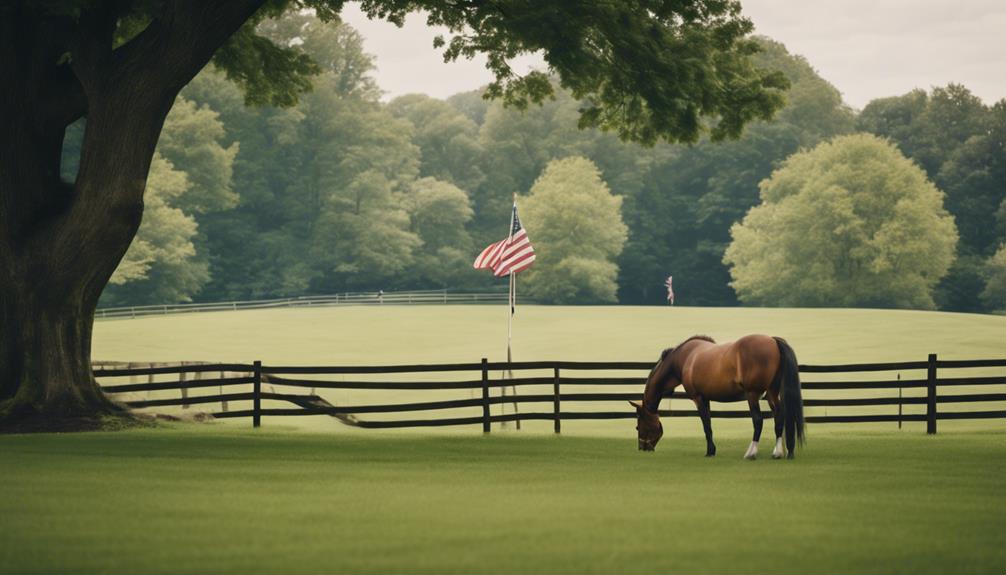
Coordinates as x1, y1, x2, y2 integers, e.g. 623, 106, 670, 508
91, 305, 1006, 435
93, 304, 1006, 365
2, 428, 1004, 575
2, 306, 1003, 574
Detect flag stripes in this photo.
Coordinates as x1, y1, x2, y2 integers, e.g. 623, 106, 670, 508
474, 239, 506, 270
493, 229, 535, 277
472, 202, 536, 277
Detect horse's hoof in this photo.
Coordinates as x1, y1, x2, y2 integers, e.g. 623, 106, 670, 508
786, 452, 795, 460
744, 453, 757, 460
705, 452, 716, 457
772, 452, 783, 460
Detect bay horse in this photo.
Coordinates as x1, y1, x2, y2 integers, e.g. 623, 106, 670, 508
631, 335, 805, 459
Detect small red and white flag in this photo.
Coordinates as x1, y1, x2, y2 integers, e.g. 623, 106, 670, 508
665, 275, 675, 305
473, 202, 535, 277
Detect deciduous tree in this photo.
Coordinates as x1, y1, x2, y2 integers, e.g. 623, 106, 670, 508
981, 245, 1006, 311
724, 134, 958, 309
522, 157, 627, 303
389, 94, 485, 194
618, 38, 854, 305
859, 85, 1003, 311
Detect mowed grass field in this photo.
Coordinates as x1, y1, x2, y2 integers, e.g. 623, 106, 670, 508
2, 428, 1004, 575
90, 305, 1006, 435
92, 304, 1006, 366
3, 306, 1004, 574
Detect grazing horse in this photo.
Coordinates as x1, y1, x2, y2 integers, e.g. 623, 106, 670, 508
631, 335, 805, 459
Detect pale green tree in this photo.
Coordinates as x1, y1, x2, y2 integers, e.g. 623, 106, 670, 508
156, 98, 240, 214
106, 154, 209, 303
981, 245, 1006, 311
521, 157, 627, 303
724, 134, 958, 309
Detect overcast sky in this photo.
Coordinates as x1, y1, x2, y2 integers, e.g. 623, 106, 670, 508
339, 0, 1006, 109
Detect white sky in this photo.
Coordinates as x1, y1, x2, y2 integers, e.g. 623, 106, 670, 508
338, 0, 1006, 109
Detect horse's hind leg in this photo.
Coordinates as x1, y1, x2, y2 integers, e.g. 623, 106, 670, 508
744, 392, 763, 460
768, 392, 784, 459
694, 396, 716, 457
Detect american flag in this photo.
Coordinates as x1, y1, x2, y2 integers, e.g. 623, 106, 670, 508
473, 203, 536, 276
665, 275, 675, 305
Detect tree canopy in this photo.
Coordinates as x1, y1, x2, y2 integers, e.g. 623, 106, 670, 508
617, 37, 855, 305
521, 157, 628, 304
723, 134, 958, 309
858, 85, 1006, 312
982, 244, 1006, 311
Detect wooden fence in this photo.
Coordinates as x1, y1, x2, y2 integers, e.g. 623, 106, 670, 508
95, 289, 524, 319
93, 355, 1006, 434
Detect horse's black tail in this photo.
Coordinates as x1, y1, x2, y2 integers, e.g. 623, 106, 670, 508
773, 337, 805, 457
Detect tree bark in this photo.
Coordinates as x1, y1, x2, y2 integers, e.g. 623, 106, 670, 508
0, 278, 119, 420
0, 84, 155, 426
0, 1, 267, 428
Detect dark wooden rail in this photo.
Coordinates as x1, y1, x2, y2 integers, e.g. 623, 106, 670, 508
93, 355, 1006, 434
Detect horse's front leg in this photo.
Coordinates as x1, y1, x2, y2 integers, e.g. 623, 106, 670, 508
694, 395, 716, 457
744, 392, 763, 460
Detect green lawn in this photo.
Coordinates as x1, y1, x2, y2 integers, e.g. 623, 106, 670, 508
93, 305, 1006, 365
2, 427, 1004, 575
91, 305, 1006, 435
6, 307, 1004, 573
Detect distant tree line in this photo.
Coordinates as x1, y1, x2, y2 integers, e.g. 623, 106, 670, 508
86, 13, 1005, 312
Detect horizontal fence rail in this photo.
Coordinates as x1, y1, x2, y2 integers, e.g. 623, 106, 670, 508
94, 355, 1006, 434
95, 289, 530, 319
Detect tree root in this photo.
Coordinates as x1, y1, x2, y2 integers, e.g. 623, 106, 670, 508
0, 399, 154, 434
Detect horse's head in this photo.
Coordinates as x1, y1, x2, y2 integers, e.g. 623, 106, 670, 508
631, 347, 676, 451
630, 400, 663, 451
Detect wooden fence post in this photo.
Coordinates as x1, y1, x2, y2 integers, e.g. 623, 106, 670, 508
897, 373, 902, 430
180, 362, 189, 410
253, 360, 262, 429
926, 354, 937, 435
481, 358, 490, 433
553, 366, 561, 434
220, 369, 228, 412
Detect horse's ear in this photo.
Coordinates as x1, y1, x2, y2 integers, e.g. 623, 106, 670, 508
628, 400, 642, 411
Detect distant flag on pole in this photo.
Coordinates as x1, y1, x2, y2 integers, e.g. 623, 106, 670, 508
473, 202, 536, 277
665, 275, 675, 305
474, 197, 532, 428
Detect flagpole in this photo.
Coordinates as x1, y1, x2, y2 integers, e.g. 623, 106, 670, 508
499, 195, 516, 429
509, 269, 520, 429
505, 193, 521, 429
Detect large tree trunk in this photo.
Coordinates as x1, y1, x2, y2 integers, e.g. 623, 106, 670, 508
0, 86, 153, 429
0, 1, 266, 430
0, 276, 119, 422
